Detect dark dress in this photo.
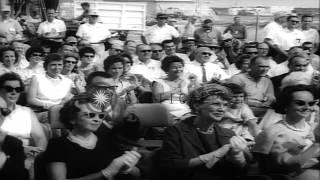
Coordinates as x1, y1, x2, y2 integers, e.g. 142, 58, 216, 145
0, 135, 29, 180
158, 117, 245, 180
44, 135, 135, 180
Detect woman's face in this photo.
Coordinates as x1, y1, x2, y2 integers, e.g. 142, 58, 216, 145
108, 62, 124, 78
2, 50, 16, 68
46, 60, 63, 77
167, 62, 184, 78
63, 57, 77, 71
287, 91, 316, 119
0, 80, 23, 106
29, 51, 44, 66
74, 103, 105, 132
123, 57, 132, 73
198, 95, 228, 121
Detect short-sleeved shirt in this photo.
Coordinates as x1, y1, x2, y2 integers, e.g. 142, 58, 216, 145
76, 23, 111, 43
280, 28, 306, 51
143, 24, 180, 44
0, 18, 23, 41
194, 27, 222, 45
302, 28, 319, 49
224, 24, 247, 39
229, 73, 275, 104
37, 19, 66, 42
130, 59, 165, 82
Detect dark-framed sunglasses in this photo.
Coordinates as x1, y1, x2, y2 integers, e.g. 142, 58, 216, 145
80, 112, 106, 120
31, 53, 44, 57
64, 60, 77, 64
1, 85, 24, 93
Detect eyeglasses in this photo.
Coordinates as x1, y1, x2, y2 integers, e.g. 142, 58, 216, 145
1, 85, 24, 93
201, 52, 212, 56
292, 100, 318, 106
290, 20, 299, 24
247, 52, 258, 54
158, 17, 168, 20
112, 48, 124, 53
152, 50, 163, 53
80, 112, 106, 120
83, 55, 95, 58
31, 53, 43, 57
64, 60, 77, 64
0, 108, 11, 117
140, 50, 152, 53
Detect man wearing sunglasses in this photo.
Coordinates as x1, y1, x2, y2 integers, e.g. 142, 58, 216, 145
281, 14, 306, 52
185, 47, 229, 84
302, 41, 320, 71
141, 13, 180, 45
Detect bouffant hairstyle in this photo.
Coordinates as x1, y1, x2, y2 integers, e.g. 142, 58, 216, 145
43, 53, 63, 70
161, 55, 184, 72
25, 47, 44, 61
103, 55, 125, 73
275, 84, 315, 114
79, 46, 95, 57
0, 72, 24, 90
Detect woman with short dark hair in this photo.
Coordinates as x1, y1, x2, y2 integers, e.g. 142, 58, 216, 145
253, 85, 320, 180
0, 47, 20, 75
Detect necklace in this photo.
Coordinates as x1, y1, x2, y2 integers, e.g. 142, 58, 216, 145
67, 132, 98, 149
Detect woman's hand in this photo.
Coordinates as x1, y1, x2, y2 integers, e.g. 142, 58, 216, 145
101, 150, 141, 178
24, 146, 44, 157
230, 136, 248, 154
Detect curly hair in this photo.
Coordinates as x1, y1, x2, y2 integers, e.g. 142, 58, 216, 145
161, 55, 184, 72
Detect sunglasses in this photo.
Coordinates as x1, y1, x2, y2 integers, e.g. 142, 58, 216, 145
247, 52, 258, 54
31, 53, 43, 57
80, 112, 106, 119
64, 60, 77, 64
201, 52, 212, 56
292, 100, 318, 106
0, 42, 8, 45
0, 108, 11, 117
158, 17, 168, 20
290, 20, 299, 24
83, 55, 95, 58
152, 50, 163, 53
69, 42, 78, 45
112, 48, 124, 53
140, 50, 152, 53
1, 85, 24, 93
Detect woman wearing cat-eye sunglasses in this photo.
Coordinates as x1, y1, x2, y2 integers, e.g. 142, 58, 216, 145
253, 84, 320, 180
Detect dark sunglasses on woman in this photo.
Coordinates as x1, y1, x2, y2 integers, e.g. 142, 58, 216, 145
1, 86, 24, 93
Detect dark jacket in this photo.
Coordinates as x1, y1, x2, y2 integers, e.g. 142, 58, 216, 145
158, 117, 244, 180
0, 135, 29, 180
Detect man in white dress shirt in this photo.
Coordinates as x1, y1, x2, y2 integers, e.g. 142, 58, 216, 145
185, 47, 229, 84
141, 13, 180, 44
281, 14, 306, 51
130, 44, 165, 82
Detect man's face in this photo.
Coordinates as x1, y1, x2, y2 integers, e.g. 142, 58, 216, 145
195, 47, 212, 64
183, 41, 196, 50
234, 17, 240, 24
124, 41, 136, 56
163, 42, 176, 55
302, 17, 313, 29
289, 47, 304, 57
0, 38, 8, 49
1, 10, 11, 19
250, 58, 270, 77
202, 22, 213, 32
81, 52, 95, 65
47, 9, 55, 21
137, 45, 152, 62
109, 44, 124, 56
302, 43, 313, 55
245, 47, 258, 58
289, 57, 309, 72
287, 17, 300, 29
257, 43, 269, 57
88, 15, 98, 24
151, 44, 164, 60
157, 16, 168, 26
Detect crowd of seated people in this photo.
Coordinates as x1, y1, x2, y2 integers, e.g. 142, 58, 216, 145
0, 4, 319, 180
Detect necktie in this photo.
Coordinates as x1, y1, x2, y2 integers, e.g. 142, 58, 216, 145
201, 63, 207, 82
